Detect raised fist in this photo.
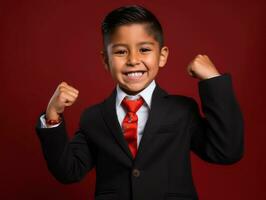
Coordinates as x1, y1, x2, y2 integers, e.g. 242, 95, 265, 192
46, 82, 79, 120
187, 54, 221, 80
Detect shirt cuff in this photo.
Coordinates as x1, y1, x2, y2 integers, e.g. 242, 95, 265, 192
40, 114, 61, 128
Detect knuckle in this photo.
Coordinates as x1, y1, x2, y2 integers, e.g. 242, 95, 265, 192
59, 87, 64, 93
59, 82, 68, 89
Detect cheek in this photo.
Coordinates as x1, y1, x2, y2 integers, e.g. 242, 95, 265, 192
109, 58, 125, 76
110, 57, 125, 68
142, 55, 160, 69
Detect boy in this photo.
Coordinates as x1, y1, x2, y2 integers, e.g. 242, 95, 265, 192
36, 5, 244, 200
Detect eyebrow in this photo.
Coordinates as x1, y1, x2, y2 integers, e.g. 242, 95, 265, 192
111, 42, 155, 48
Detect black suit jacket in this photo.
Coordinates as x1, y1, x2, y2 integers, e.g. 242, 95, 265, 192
36, 73, 244, 200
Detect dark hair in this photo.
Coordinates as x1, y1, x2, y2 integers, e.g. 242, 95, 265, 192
101, 5, 164, 50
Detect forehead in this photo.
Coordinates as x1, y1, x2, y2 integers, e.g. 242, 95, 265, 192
108, 23, 158, 45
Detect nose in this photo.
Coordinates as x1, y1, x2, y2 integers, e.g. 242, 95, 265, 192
126, 51, 140, 67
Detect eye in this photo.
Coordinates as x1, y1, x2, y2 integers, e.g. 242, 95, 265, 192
114, 50, 127, 55
139, 48, 151, 53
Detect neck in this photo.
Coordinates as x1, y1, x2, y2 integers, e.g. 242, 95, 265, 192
119, 87, 143, 96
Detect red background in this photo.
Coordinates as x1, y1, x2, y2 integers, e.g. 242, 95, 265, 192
1, 0, 265, 199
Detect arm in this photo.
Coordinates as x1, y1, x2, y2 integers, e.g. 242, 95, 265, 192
36, 115, 95, 183
35, 82, 95, 183
190, 74, 244, 164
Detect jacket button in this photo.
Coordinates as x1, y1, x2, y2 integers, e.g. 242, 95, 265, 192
132, 169, 140, 177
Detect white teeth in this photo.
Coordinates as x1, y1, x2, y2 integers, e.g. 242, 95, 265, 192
127, 72, 143, 77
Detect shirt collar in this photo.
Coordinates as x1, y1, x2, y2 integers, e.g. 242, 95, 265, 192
116, 80, 156, 109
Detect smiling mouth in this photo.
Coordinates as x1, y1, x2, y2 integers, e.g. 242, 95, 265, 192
126, 71, 144, 77
123, 71, 146, 80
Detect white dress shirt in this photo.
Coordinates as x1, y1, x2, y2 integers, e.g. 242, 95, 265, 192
116, 80, 156, 147
40, 80, 156, 148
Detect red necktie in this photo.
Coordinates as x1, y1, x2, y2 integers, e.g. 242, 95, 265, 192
122, 97, 144, 159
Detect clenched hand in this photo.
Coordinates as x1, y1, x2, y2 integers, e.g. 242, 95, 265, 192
46, 82, 79, 121
187, 54, 221, 80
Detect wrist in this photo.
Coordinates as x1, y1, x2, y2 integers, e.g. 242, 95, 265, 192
46, 106, 60, 121
44, 114, 62, 126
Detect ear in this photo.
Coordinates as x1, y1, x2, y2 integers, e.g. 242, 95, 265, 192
158, 46, 169, 68
101, 50, 109, 71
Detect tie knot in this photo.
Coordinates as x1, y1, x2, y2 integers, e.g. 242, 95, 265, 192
122, 97, 144, 113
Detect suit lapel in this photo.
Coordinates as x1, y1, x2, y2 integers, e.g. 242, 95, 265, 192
101, 89, 134, 160
135, 84, 169, 162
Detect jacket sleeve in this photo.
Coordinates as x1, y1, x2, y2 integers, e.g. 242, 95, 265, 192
190, 73, 244, 164
35, 112, 95, 184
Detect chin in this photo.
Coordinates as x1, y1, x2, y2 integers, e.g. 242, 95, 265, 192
122, 85, 146, 95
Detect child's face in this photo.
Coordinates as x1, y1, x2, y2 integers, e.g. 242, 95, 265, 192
102, 24, 169, 95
